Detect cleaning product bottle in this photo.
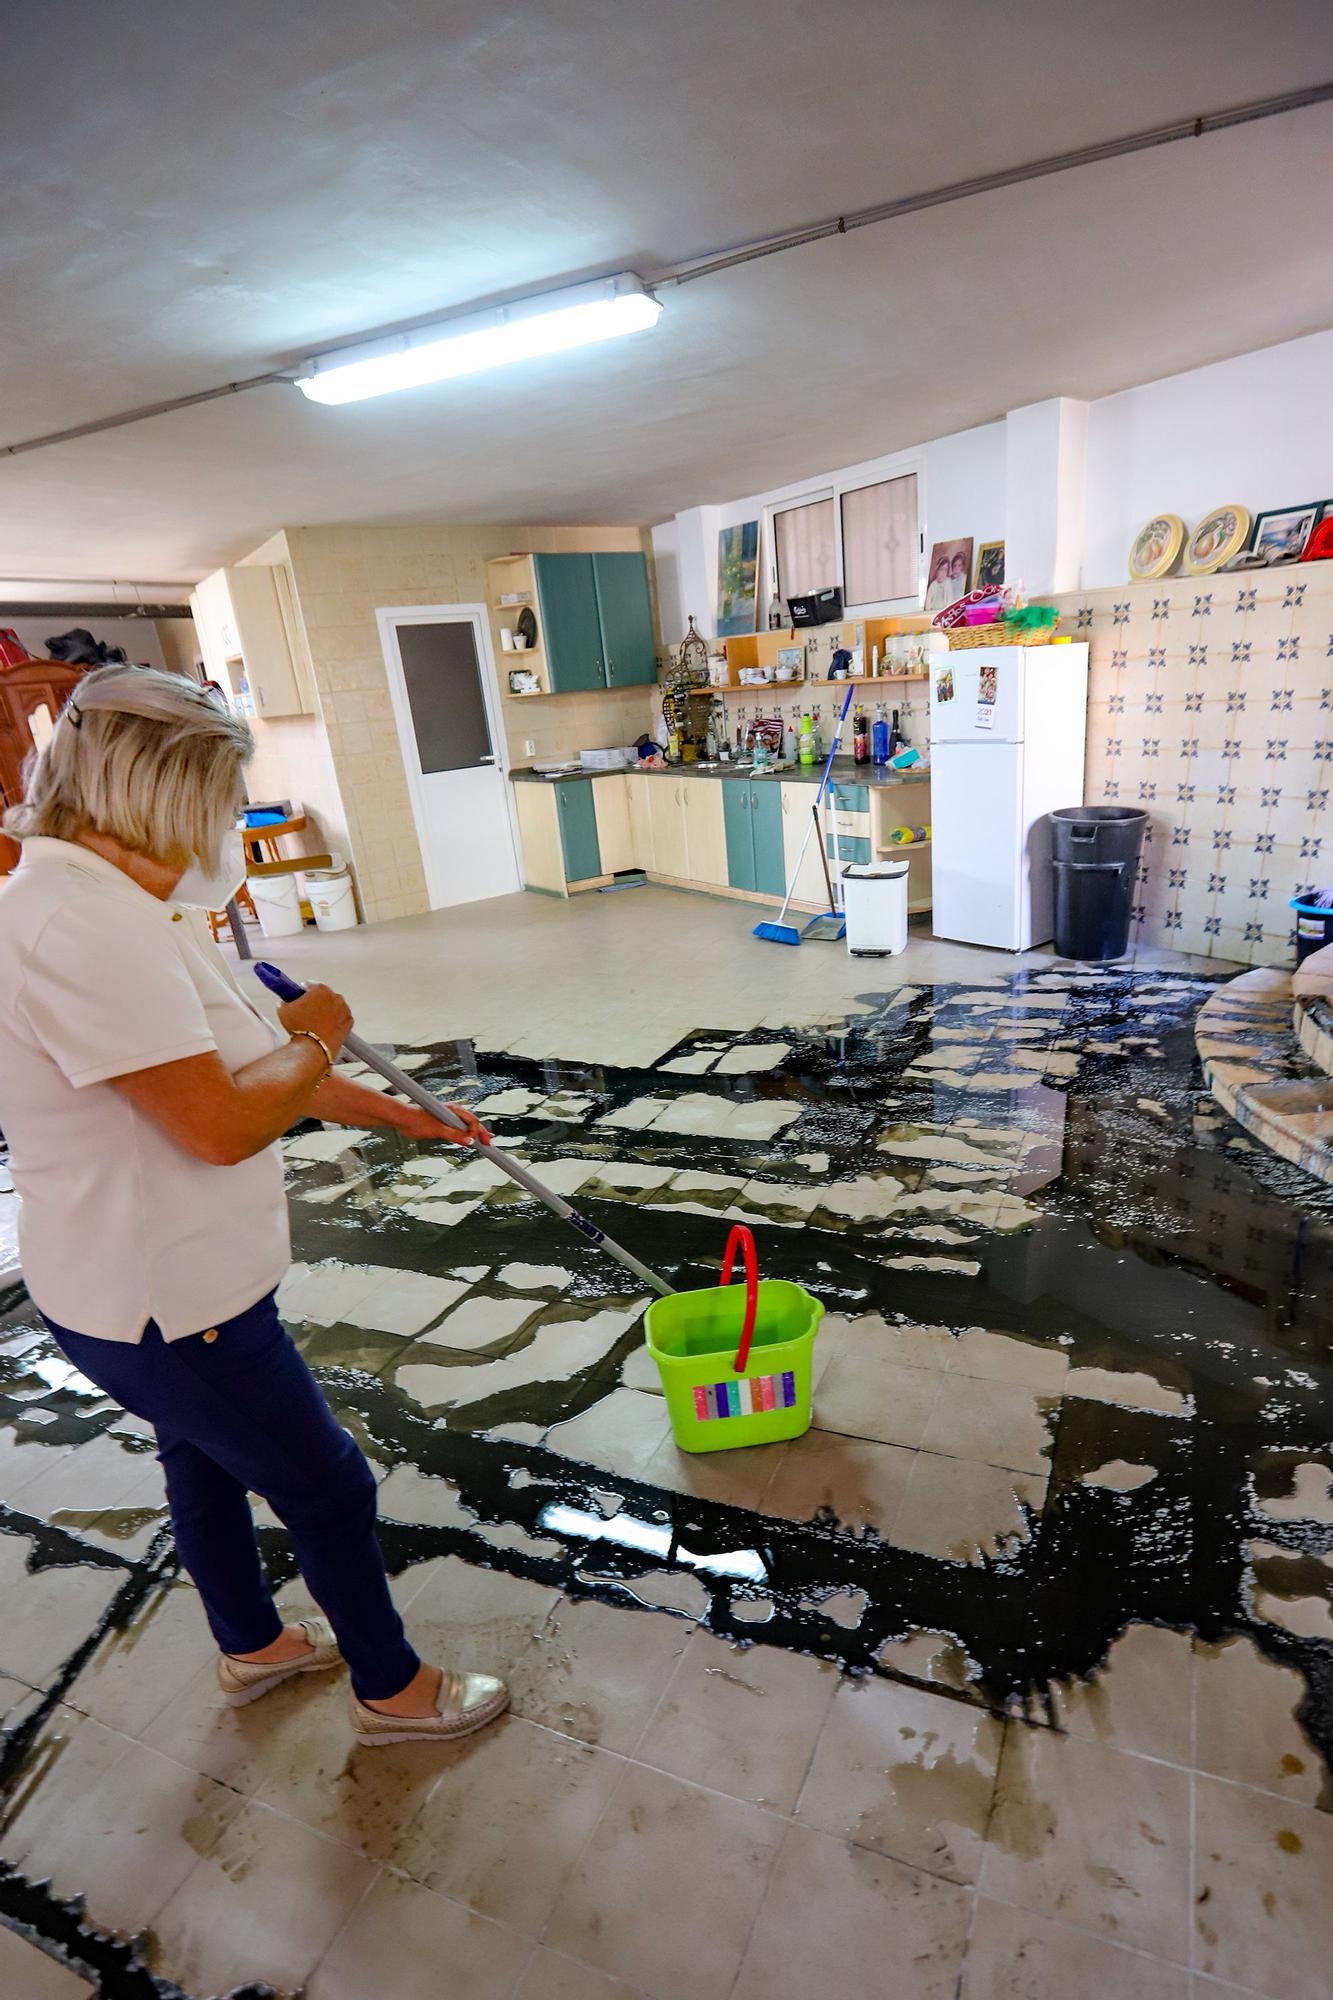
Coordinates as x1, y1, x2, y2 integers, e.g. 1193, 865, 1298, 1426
872, 704, 890, 766
704, 707, 718, 762
890, 824, 928, 845
853, 707, 869, 763
811, 707, 823, 759
798, 712, 815, 766
782, 708, 799, 763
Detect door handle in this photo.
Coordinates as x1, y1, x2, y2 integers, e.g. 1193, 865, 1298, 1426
607, 659, 616, 680
479, 754, 496, 764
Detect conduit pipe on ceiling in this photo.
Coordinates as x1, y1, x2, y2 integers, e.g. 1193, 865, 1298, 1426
3, 81, 1330, 460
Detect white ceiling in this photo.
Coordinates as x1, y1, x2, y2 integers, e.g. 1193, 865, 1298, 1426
3, 0, 1331, 583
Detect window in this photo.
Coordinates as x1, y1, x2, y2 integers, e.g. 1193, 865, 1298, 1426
840, 474, 918, 606
774, 497, 836, 604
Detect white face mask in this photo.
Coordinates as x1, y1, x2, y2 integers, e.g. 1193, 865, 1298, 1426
173, 828, 247, 910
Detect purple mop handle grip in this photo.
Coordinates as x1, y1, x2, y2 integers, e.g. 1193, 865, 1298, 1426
255, 961, 307, 1005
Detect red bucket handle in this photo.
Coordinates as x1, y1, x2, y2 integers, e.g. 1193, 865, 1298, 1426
720, 1223, 759, 1374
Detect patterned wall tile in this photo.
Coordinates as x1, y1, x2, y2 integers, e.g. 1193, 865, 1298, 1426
1056, 564, 1333, 968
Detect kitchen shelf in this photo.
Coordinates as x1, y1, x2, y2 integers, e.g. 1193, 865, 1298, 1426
875, 838, 932, 851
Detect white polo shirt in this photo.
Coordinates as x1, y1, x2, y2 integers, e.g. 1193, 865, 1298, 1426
0, 837, 290, 1340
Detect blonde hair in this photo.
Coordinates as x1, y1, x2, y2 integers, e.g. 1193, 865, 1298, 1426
4, 666, 255, 868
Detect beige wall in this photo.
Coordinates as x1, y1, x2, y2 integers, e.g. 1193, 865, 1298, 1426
281, 522, 659, 924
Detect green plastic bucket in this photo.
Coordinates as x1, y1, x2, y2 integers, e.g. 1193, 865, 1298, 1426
644, 1227, 822, 1453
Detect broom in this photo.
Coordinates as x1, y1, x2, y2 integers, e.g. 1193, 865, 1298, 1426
753, 682, 856, 946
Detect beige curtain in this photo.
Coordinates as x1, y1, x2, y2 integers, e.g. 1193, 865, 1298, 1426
840, 474, 918, 605
774, 499, 836, 602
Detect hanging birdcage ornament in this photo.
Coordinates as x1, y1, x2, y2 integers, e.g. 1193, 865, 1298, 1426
676, 614, 710, 686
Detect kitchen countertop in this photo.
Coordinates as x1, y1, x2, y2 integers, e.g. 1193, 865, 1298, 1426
510, 756, 929, 789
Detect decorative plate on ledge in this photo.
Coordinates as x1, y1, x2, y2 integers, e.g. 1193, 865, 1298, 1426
1182, 505, 1251, 575
1127, 514, 1185, 580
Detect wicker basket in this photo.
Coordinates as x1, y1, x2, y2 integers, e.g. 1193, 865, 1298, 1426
947, 620, 1056, 650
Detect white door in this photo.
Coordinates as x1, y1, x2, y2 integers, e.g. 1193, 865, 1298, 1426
930, 743, 1023, 949
377, 606, 521, 909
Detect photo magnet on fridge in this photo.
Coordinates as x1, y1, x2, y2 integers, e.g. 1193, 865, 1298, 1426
936, 666, 954, 703
978, 664, 997, 705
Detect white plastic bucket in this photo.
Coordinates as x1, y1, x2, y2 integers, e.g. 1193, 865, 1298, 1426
304, 865, 358, 932
250, 872, 304, 938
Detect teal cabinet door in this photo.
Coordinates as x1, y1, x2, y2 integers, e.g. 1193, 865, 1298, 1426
557, 779, 602, 882
535, 555, 604, 692
593, 552, 658, 687
723, 781, 756, 892
751, 784, 787, 897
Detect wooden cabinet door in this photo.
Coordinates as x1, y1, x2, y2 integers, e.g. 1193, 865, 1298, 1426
593, 552, 657, 688
625, 773, 655, 871
722, 780, 756, 892
534, 555, 604, 692
513, 783, 566, 895
556, 778, 602, 882
592, 775, 633, 874
781, 784, 829, 908
226, 567, 304, 717
681, 777, 727, 887
647, 778, 689, 878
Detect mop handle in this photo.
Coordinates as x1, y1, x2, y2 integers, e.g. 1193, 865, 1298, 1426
766, 684, 856, 928
255, 963, 674, 1298
811, 683, 856, 809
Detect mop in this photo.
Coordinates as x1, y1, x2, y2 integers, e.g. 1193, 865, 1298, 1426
254, 961, 673, 1298
752, 682, 855, 946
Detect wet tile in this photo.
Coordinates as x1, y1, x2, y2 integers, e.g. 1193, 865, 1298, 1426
812, 1349, 942, 1448
8, 1732, 242, 1939
1193, 1635, 1327, 1805
731, 1821, 972, 2000
0, 1928, 94, 1998
376, 1462, 476, 1528
400, 1557, 561, 1698
152, 1799, 378, 1997
796, 1674, 1003, 1883
496, 1261, 576, 1291
508, 1589, 693, 1754
391, 1715, 624, 1932
1193, 1774, 1333, 1999
512, 1948, 650, 1999
961, 1896, 1191, 1999
546, 1761, 785, 2000
947, 1327, 1070, 1395
761, 1429, 916, 1537
1051, 1623, 1193, 1766
65, 1581, 215, 1740
980, 1726, 1191, 1962
417, 1293, 540, 1350
0, 1427, 74, 1503
14, 1431, 153, 1517
307, 1869, 529, 2000
142, 1649, 345, 1794
641, 1435, 781, 1513
1064, 1366, 1190, 1416
0, 1708, 135, 1867
920, 1374, 1055, 1477
636, 1628, 839, 1811
0, 1550, 123, 1690
846, 1313, 957, 1371
891, 1452, 1046, 1563
545, 1389, 672, 1481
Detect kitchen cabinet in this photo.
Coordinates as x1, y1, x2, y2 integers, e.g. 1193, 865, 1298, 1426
532, 552, 657, 694
625, 771, 655, 871
555, 778, 602, 882
592, 774, 634, 874
723, 780, 786, 897
680, 777, 728, 887
781, 783, 832, 909
646, 776, 689, 879
513, 783, 566, 894
190, 565, 311, 718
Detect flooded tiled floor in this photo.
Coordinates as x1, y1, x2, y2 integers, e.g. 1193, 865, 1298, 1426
1, 892, 1331, 1997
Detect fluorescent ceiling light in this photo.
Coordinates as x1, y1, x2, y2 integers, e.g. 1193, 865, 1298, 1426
295, 272, 661, 405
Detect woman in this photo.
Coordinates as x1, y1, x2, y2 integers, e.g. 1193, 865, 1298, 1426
0, 666, 505, 1747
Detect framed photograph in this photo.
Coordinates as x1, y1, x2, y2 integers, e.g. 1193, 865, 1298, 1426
974, 539, 1005, 589
716, 519, 760, 637
1127, 514, 1185, 581
1182, 505, 1250, 575
924, 538, 973, 613
1250, 503, 1320, 566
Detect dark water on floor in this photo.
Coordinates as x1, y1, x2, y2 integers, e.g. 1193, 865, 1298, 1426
1, 966, 1331, 1993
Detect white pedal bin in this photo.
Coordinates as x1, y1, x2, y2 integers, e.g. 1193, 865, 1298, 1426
842, 858, 909, 957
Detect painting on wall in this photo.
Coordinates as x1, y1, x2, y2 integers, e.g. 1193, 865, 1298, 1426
716, 520, 760, 636
924, 538, 973, 612
974, 539, 1006, 589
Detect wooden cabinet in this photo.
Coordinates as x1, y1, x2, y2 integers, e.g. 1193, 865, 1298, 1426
529, 551, 657, 695
646, 777, 689, 878
723, 780, 787, 897
781, 783, 832, 910
681, 777, 727, 887
625, 772, 656, 872
592, 775, 634, 875
190, 565, 311, 718
513, 783, 566, 895
555, 779, 602, 882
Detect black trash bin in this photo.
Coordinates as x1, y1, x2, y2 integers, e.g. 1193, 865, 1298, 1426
1291, 890, 1333, 965
1050, 806, 1148, 961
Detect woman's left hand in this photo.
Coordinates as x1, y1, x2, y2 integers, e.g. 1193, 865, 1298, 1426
390, 1101, 493, 1147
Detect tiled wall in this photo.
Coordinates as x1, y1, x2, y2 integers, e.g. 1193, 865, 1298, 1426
281, 522, 657, 924
1054, 563, 1332, 967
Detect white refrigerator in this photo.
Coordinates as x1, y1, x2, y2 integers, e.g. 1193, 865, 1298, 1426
928, 643, 1089, 951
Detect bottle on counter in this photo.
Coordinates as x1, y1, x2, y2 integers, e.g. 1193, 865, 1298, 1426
704, 709, 718, 761
782, 709, 799, 763
888, 707, 901, 756
853, 707, 869, 763
798, 712, 815, 766
872, 704, 890, 766
811, 707, 823, 759
768, 591, 784, 631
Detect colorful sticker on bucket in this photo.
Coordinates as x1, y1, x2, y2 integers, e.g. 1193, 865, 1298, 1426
693, 1372, 797, 1421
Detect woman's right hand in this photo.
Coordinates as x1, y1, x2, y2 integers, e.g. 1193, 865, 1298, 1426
278, 983, 353, 1060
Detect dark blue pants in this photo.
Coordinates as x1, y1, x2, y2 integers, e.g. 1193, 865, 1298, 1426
46, 1290, 420, 1703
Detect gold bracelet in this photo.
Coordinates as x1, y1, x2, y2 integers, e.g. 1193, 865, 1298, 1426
289, 1028, 334, 1076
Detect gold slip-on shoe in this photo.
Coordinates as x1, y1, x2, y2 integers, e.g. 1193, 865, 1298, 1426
349, 1670, 509, 1747
217, 1616, 342, 1706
